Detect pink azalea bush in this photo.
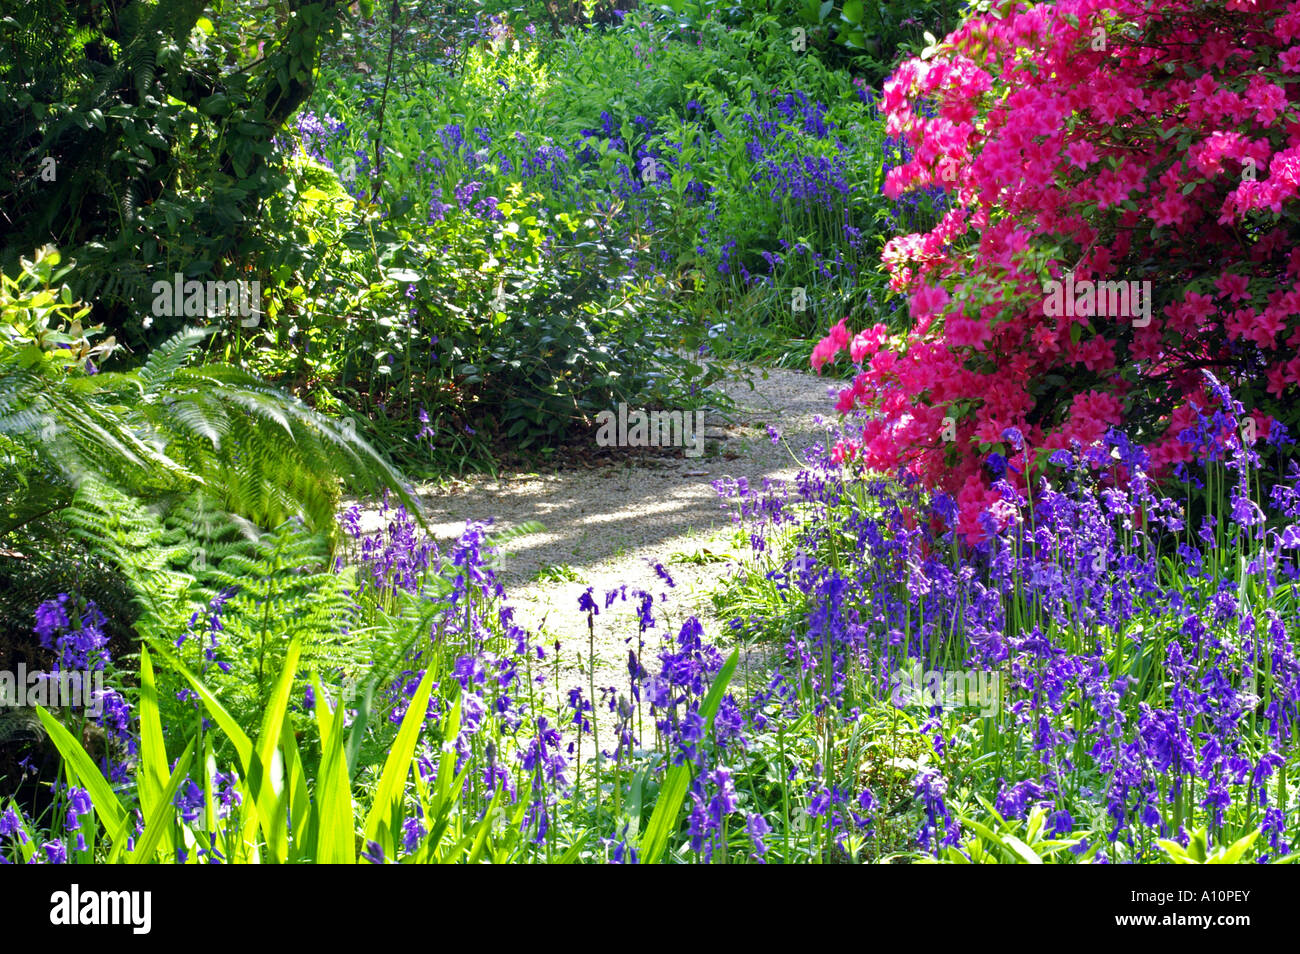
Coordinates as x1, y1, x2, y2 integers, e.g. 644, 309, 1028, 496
816, 0, 1300, 542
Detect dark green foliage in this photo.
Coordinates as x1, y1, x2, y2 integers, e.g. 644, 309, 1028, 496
269, 24, 721, 470
654, 0, 967, 85
0, 0, 349, 349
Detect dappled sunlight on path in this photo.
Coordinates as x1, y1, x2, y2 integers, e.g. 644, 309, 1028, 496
354, 365, 838, 736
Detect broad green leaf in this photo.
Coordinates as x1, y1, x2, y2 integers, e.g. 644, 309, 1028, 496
135, 648, 174, 858
312, 673, 356, 864
362, 661, 438, 858
248, 636, 303, 863
35, 707, 129, 849
1002, 833, 1044, 864
1218, 830, 1258, 865
279, 718, 315, 862
129, 742, 196, 863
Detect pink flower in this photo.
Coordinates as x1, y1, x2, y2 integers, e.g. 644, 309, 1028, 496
1215, 271, 1251, 302
810, 318, 851, 373
849, 324, 887, 363
910, 283, 950, 320
1065, 139, 1098, 170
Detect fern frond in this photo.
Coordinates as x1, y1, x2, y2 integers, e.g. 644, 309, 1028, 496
137, 326, 213, 391
171, 520, 358, 727
59, 477, 200, 643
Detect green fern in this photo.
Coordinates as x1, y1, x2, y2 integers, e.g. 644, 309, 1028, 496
126, 38, 157, 105
59, 477, 198, 645
1, 249, 422, 667
3, 249, 422, 540
165, 520, 359, 732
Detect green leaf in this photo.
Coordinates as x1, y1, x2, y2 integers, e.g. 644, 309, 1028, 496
279, 718, 315, 862
961, 815, 1011, 858
362, 661, 438, 857
1157, 838, 1191, 862
557, 835, 588, 863
150, 643, 264, 856
465, 790, 500, 864
129, 742, 196, 863
35, 707, 129, 848
312, 673, 357, 863
247, 636, 303, 863
1218, 830, 1259, 865
1001, 833, 1044, 864
135, 648, 174, 858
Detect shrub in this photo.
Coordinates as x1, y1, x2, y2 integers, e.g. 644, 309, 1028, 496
815, 0, 1300, 540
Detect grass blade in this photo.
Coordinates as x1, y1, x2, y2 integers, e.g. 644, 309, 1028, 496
129, 741, 196, 863
312, 673, 356, 863
362, 661, 438, 858
135, 648, 174, 859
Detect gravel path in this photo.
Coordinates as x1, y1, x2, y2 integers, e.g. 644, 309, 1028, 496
353, 364, 836, 738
